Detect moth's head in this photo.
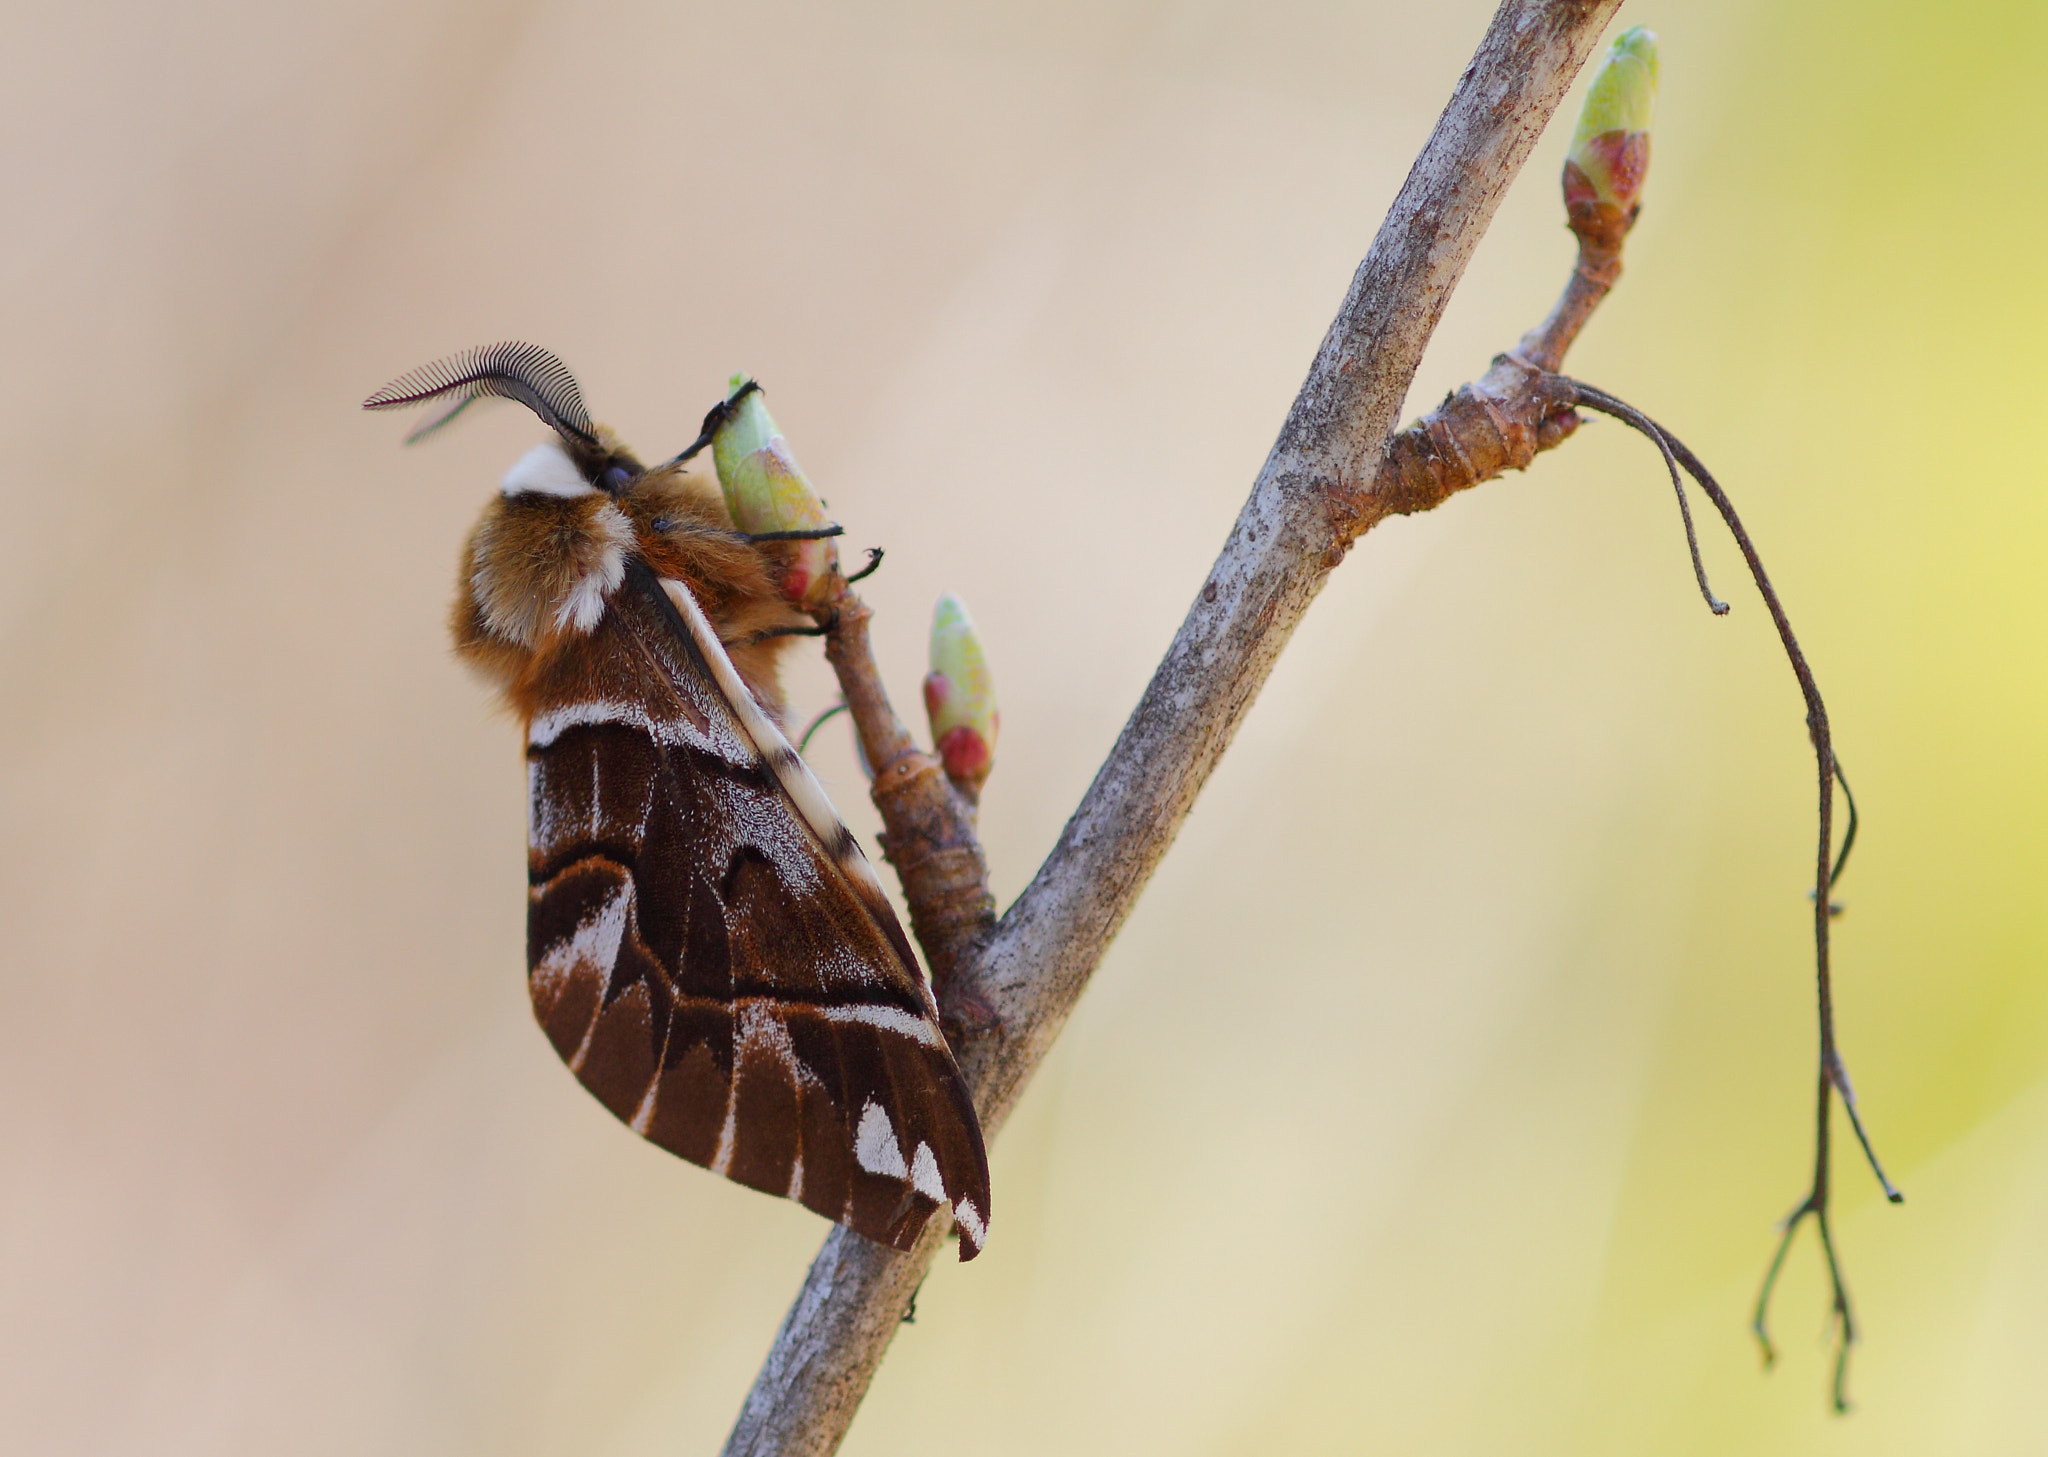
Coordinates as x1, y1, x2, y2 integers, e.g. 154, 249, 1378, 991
363, 340, 649, 493
496, 428, 644, 502
366, 343, 659, 660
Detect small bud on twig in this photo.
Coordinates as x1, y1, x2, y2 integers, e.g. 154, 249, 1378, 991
1564, 26, 1657, 251
922, 593, 998, 799
710, 375, 838, 608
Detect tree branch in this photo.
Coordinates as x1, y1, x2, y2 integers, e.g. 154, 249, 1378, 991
961, 0, 1626, 1138
818, 590, 997, 1005
724, 4, 1627, 1452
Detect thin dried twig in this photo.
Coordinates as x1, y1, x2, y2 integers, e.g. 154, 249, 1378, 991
1552, 384, 1901, 1412
722, 5, 1628, 1453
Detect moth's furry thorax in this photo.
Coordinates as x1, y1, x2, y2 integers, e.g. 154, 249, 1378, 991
451, 439, 805, 724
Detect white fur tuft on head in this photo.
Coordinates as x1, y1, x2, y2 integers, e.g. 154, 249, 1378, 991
502, 440, 593, 498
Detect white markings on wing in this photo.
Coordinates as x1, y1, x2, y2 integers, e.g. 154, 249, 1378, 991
528, 693, 749, 762
656, 577, 906, 925
501, 439, 593, 498
703, 1007, 824, 1180
709, 1092, 738, 1177
952, 1198, 986, 1251
786, 1153, 805, 1202
527, 721, 659, 861
736, 1002, 812, 1081
629, 1081, 660, 1135
531, 881, 632, 1073
815, 1002, 945, 1048
718, 790, 826, 900
855, 1100, 908, 1179
910, 1142, 946, 1204
530, 697, 655, 747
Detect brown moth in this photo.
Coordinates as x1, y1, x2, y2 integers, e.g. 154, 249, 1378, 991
364, 343, 991, 1258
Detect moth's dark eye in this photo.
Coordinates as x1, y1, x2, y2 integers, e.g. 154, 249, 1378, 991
598, 462, 634, 493
651, 515, 676, 534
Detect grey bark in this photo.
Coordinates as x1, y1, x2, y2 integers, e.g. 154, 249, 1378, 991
724, 3, 1628, 1452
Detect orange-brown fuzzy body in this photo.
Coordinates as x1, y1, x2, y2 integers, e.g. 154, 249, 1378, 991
451, 432, 804, 727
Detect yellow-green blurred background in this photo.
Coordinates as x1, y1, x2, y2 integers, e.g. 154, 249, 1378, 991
4, 1, 2043, 1452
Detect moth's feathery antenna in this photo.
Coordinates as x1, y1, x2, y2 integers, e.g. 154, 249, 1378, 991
363, 342, 599, 452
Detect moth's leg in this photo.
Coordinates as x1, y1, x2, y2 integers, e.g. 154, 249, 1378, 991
662, 378, 765, 467
732, 610, 841, 648
845, 547, 884, 584
738, 525, 844, 544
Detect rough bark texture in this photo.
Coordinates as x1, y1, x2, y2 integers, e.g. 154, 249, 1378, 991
723, 4, 1628, 1453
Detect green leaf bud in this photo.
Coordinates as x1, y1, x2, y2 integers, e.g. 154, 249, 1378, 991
1564, 27, 1657, 242
710, 375, 836, 607
922, 593, 998, 789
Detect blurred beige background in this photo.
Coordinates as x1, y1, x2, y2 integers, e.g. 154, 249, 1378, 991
5, 1, 2045, 1452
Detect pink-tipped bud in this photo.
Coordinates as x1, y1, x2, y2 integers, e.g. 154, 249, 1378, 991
922, 593, 998, 791
1564, 27, 1657, 247
710, 375, 836, 608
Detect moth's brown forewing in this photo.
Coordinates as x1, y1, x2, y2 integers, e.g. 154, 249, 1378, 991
523, 572, 990, 1255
